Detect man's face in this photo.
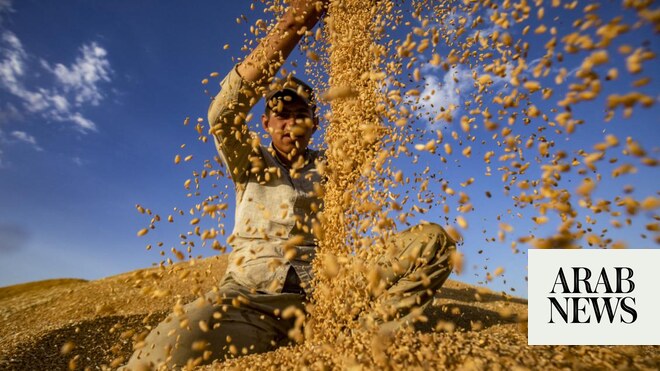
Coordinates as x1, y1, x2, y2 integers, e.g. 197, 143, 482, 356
262, 95, 316, 159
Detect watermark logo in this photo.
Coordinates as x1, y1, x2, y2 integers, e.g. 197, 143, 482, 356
528, 249, 660, 345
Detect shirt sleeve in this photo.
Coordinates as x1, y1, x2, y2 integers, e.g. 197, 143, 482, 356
208, 66, 261, 186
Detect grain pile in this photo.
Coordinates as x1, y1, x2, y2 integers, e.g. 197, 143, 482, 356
3, 259, 658, 370
0, 257, 229, 370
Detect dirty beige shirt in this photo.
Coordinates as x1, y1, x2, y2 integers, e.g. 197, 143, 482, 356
208, 67, 323, 294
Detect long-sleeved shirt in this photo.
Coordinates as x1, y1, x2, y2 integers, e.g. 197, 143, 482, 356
208, 67, 324, 294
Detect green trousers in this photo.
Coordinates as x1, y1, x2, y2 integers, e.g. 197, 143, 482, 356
123, 223, 455, 370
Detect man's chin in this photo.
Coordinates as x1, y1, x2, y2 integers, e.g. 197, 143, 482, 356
274, 144, 294, 156
274, 139, 307, 155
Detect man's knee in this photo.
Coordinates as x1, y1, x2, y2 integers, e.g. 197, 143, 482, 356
411, 223, 456, 252
415, 222, 444, 238
389, 223, 454, 266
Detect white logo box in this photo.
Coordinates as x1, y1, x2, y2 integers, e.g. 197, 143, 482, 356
528, 249, 660, 345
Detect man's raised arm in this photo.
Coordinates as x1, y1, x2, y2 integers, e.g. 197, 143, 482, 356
208, 0, 326, 184
237, 0, 327, 85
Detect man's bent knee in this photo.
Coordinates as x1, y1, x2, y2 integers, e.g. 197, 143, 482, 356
409, 223, 456, 255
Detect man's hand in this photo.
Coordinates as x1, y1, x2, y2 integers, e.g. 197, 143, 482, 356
289, 0, 328, 26
237, 0, 328, 85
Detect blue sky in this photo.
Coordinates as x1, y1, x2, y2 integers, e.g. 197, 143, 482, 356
0, 0, 256, 286
0, 0, 658, 298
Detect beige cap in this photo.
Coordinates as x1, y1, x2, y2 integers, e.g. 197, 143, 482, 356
265, 75, 315, 108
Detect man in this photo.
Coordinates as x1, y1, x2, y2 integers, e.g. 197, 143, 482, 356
125, 1, 455, 369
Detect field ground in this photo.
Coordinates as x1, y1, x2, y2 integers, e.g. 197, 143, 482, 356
1, 255, 657, 370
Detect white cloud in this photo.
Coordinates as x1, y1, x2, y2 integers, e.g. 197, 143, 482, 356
419, 64, 473, 127
72, 156, 84, 166
0, 16, 111, 161
0, 102, 22, 124
472, 7, 502, 38
45, 42, 111, 106
10, 130, 35, 144
0, 0, 12, 11
50, 94, 69, 113
0, 31, 27, 94
0, 28, 111, 134
0, 0, 13, 25
412, 5, 509, 129
69, 112, 96, 131
10, 130, 42, 151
